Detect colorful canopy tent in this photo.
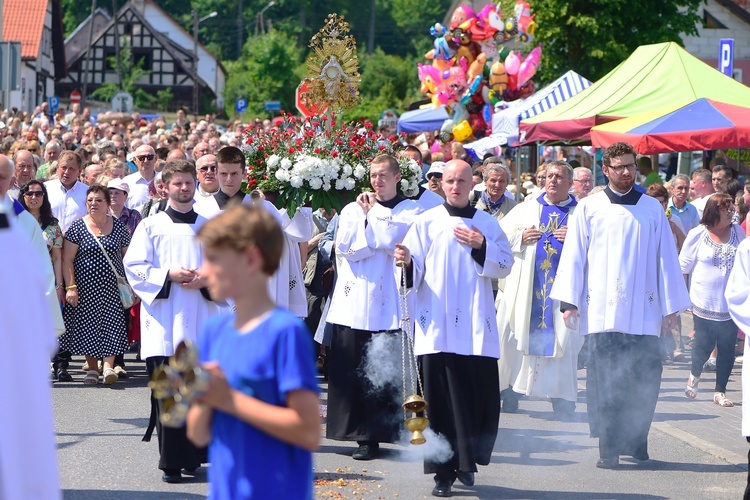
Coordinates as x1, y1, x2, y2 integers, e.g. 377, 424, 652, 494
519, 42, 750, 144
396, 105, 450, 134
590, 99, 750, 154
465, 70, 592, 157
492, 70, 592, 138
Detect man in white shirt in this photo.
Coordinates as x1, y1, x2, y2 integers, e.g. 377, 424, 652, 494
690, 168, 714, 218
193, 154, 219, 199
571, 166, 594, 200
551, 142, 690, 469
44, 151, 88, 233
8, 150, 36, 199
123, 145, 157, 209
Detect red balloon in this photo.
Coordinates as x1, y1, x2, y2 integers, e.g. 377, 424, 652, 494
507, 74, 518, 91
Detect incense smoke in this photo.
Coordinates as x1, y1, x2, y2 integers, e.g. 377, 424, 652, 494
398, 427, 455, 464
361, 332, 405, 391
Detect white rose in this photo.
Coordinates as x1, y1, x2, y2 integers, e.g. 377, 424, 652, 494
400, 179, 409, 191
322, 181, 331, 191
353, 165, 367, 179
344, 177, 356, 190
309, 177, 323, 190
275, 169, 290, 182
335, 179, 345, 190
280, 158, 292, 170
290, 175, 304, 188
267, 154, 280, 168
342, 164, 353, 177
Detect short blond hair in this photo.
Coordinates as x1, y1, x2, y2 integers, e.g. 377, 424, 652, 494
197, 204, 284, 275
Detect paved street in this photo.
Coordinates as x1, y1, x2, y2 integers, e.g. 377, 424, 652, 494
53, 313, 749, 499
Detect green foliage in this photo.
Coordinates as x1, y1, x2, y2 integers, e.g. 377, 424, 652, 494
531, 0, 704, 83
223, 29, 302, 118
90, 39, 156, 109
156, 88, 174, 111
390, 0, 453, 54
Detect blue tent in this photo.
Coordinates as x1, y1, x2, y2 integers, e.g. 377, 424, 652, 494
397, 105, 450, 134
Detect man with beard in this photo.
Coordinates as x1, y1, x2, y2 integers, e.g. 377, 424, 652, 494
550, 142, 690, 469
124, 160, 223, 483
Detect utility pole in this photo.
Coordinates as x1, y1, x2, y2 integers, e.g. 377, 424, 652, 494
193, 9, 199, 116
113, 0, 122, 90
367, 0, 376, 55
237, 0, 243, 58
81, 0, 98, 107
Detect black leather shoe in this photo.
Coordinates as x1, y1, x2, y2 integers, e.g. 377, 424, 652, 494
631, 451, 649, 462
432, 475, 453, 497
57, 368, 74, 382
352, 443, 379, 460
161, 470, 182, 483
456, 470, 474, 486
596, 456, 619, 469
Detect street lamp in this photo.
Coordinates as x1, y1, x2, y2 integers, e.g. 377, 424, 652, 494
255, 1, 276, 36
192, 10, 218, 116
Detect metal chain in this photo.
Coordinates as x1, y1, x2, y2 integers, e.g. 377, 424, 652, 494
399, 262, 426, 417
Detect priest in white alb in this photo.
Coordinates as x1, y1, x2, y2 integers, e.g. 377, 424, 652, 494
193, 146, 313, 317
496, 161, 581, 420
725, 237, 750, 497
550, 142, 691, 469
325, 154, 422, 461
124, 160, 222, 483
395, 159, 513, 497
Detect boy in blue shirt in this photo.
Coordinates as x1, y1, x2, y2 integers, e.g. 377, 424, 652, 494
187, 204, 320, 499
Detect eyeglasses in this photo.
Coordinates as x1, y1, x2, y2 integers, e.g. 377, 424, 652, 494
722, 206, 736, 215
199, 165, 217, 173
607, 163, 636, 174
24, 191, 44, 198
136, 154, 155, 161
574, 178, 593, 184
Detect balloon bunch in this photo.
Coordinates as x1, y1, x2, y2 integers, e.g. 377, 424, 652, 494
417, 1, 542, 143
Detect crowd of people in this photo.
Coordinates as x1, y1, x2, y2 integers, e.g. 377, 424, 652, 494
3, 102, 750, 498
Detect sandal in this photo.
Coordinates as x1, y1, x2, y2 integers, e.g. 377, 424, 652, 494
102, 367, 118, 386
685, 375, 699, 399
83, 370, 99, 385
713, 392, 733, 407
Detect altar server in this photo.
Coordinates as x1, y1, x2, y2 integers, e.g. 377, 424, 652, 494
550, 142, 691, 469
124, 159, 222, 483
395, 159, 513, 497
325, 154, 422, 460
496, 161, 580, 420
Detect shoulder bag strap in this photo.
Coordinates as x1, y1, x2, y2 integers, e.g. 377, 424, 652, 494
84, 218, 125, 280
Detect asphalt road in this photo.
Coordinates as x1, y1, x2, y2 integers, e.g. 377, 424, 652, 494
52, 320, 748, 499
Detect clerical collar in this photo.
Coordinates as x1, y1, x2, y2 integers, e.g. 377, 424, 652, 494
541, 193, 575, 207
197, 184, 219, 197
376, 194, 405, 209
165, 206, 198, 224
604, 185, 642, 205
443, 202, 476, 218
214, 190, 246, 210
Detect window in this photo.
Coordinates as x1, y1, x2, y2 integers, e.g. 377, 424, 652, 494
703, 10, 728, 29
132, 48, 152, 71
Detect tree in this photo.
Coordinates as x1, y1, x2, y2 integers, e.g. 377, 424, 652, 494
90, 39, 156, 108
223, 29, 303, 118
531, 0, 704, 83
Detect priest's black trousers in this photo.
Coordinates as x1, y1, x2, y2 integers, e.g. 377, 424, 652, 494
326, 325, 401, 443
419, 352, 500, 475
587, 333, 662, 460
146, 356, 203, 472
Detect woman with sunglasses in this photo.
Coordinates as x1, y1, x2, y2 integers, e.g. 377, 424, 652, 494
680, 193, 745, 407
19, 180, 71, 381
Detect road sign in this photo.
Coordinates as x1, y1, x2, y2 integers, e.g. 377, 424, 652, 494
718, 39, 734, 77
295, 81, 328, 118
49, 96, 60, 114
235, 98, 247, 113
111, 91, 133, 112
264, 100, 281, 112
70, 90, 82, 104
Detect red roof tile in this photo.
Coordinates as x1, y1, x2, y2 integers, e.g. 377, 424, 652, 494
2, 0, 48, 59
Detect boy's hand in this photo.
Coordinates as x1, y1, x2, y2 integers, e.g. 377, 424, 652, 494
197, 362, 233, 412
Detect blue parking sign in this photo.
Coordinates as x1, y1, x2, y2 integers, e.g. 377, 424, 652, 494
49, 96, 59, 114
718, 39, 734, 77
235, 98, 247, 113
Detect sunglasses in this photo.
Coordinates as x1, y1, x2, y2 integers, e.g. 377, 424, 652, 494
199, 165, 217, 173
136, 154, 155, 161
24, 191, 44, 197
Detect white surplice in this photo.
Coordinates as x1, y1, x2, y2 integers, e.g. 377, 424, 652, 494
550, 190, 691, 336
194, 196, 313, 317
495, 197, 581, 402
327, 199, 422, 331
0, 211, 61, 500
417, 188, 444, 210
405, 205, 513, 357
725, 238, 750, 436
123, 211, 222, 358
